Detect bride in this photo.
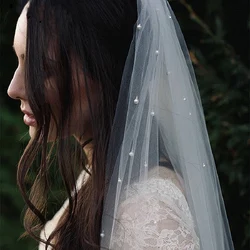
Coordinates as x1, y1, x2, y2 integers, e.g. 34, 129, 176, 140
8, 0, 234, 249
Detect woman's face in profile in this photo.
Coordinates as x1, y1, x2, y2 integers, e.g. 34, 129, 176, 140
7, 3, 95, 142
8, 4, 37, 136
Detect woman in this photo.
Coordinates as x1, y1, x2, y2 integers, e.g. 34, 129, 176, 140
8, 0, 234, 249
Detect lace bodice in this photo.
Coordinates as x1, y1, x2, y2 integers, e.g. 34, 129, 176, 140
39, 168, 200, 250
111, 177, 200, 249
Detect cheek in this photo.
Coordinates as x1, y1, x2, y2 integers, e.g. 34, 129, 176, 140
28, 79, 71, 141
44, 77, 98, 137
45, 79, 61, 116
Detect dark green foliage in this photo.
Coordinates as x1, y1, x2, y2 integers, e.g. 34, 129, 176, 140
171, 1, 250, 249
0, 0, 249, 249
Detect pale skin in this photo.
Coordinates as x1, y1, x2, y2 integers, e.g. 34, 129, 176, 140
8, 3, 94, 164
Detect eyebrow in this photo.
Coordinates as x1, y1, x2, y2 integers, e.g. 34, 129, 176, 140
12, 44, 25, 59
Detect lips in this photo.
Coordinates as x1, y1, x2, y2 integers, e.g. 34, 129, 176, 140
23, 114, 37, 126
21, 109, 37, 126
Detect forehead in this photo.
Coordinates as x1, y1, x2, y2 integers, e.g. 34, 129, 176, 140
13, 2, 58, 60
13, 3, 29, 54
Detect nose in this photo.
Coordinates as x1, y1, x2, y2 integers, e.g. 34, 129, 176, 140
7, 67, 26, 100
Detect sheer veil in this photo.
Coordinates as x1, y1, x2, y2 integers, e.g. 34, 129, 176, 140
101, 0, 234, 249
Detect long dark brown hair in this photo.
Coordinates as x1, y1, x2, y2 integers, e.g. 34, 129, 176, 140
18, 0, 137, 249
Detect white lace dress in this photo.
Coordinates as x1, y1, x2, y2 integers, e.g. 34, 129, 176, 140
39, 167, 200, 250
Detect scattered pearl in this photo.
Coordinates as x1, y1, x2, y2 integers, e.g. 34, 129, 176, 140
129, 151, 134, 157
169, 15, 172, 19
189, 112, 192, 116
137, 24, 142, 30
150, 111, 155, 116
183, 97, 187, 101
155, 50, 159, 55
100, 232, 105, 238
118, 178, 122, 183
203, 163, 206, 167
134, 96, 139, 104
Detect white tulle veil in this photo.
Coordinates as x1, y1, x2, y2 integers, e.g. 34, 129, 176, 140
100, 0, 234, 249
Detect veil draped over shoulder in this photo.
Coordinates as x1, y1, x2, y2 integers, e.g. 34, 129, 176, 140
100, 0, 235, 249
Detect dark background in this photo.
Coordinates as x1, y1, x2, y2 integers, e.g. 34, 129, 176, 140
0, 0, 249, 249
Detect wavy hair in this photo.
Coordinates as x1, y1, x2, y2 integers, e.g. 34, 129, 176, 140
18, 0, 137, 249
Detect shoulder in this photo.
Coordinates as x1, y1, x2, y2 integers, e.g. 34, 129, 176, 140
111, 166, 200, 249
118, 166, 192, 224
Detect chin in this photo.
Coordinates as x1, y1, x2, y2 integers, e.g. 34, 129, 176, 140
28, 122, 71, 142
28, 122, 57, 141
29, 126, 36, 138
